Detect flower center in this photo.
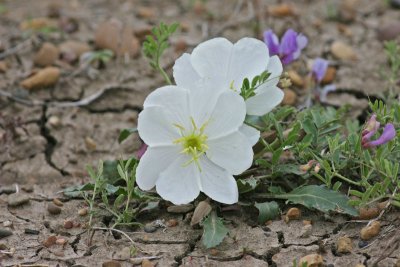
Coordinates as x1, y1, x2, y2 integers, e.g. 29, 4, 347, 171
173, 117, 208, 170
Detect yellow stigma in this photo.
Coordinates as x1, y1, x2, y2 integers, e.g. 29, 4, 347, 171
173, 117, 209, 170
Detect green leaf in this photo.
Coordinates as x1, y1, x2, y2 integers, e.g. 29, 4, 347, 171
118, 128, 138, 143
254, 201, 280, 224
237, 177, 258, 193
201, 212, 228, 248
281, 185, 358, 216
62, 183, 94, 198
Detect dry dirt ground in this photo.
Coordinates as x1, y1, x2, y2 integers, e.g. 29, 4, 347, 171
1, 0, 400, 266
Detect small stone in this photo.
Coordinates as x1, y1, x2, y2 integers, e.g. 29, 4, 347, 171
3, 221, 12, 227
63, 220, 73, 229
321, 67, 337, 84
20, 67, 60, 90
48, 116, 62, 128
357, 206, 379, 220
358, 240, 368, 248
85, 136, 97, 150
331, 41, 357, 61
8, 193, 30, 207
191, 200, 212, 226
21, 185, 34, 193
48, 203, 62, 215
143, 223, 157, 233
53, 250, 65, 257
134, 25, 152, 41
286, 207, 301, 220
337, 236, 353, 253
0, 185, 16, 195
354, 264, 366, 267
0, 61, 7, 73
288, 70, 304, 88
377, 201, 388, 210
24, 228, 40, 235
267, 4, 296, 17
377, 22, 400, 41
360, 221, 380, 240
102, 260, 121, 267
282, 89, 297, 106
166, 219, 178, 227
59, 40, 91, 63
33, 42, 59, 67
78, 208, 88, 216
167, 204, 194, 214
303, 220, 312, 225
137, 7, 156, 19
53, 198, 64, 207
298, 254, 323, 267
0, 228, 13, 239
56, 238, 67, 245
43, 235, 57, 248
209, 248, 219, 256
338, 0, 359, 23
141, 259, 154, 267
299, 224, 313, 238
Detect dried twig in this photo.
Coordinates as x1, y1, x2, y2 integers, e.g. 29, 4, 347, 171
91, 226, 137, 245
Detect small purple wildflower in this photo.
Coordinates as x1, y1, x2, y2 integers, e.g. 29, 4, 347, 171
312, 58, 329, 83
263, 29, 308, 65
362, 115, 396, 148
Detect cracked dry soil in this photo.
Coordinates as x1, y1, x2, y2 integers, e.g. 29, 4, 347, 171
1, 0, 400, 266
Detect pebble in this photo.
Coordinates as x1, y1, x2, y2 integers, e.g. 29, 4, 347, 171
3, 221, 12, 227
377, 22, 400, 41
357, 206, 379, 220
53, 198, 64, 207
24, 228, 40, 235
299, 224, 313, 238
85, 136, 97, 150
191, 200, 212, 226
282, 89, 297, 106
358, 240, 368, 248
166, 219, 178, 227
137, 7, 156, 19
288, 70, 304, 88
0, 228, 13, 239
143, 223, 157, 233
59, 40, 91, 63
321, 67, 337, 84
48, 203, 62, 215
102, 260, 121, 267
167, 204, 194, 214
267, 4, 296, 17
8, 193, 30, 207
360, 221, 380, 240
336, 236, 353, 253
141, 259, 155, 267
43, 235, 57, 248
20, 67, 60, 90
56, 238, 67, 245
48, 116, 62, 128
21, 185, 34, 193
33, 42, 59, 67
286, 207, 301, 220
331, 41, 357, 61
0, 185, 16, 195
63, 220, 73, 229
78, 208, 88, 216
0, 61, 7, 73
298, 254, 323, 267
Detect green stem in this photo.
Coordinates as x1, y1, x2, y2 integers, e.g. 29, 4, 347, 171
157, 65, 172, 85
333, 172, 360, 186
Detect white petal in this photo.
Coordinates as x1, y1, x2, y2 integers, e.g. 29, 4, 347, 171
198, 157, 238, 204
205, 91, 246, 139
156, 155, 200, 205
137, 106, 179, 146
229, 38, 270, 90
245, 85, 284, 116
189, 77, 226, 127
190, 38, 233, 80
262, 55, 283, 88
207, 131, 253, 175
143, 86, 191, 129
173, 53, 201, 89
239, 124, 260, 146
136, 146, 180, 190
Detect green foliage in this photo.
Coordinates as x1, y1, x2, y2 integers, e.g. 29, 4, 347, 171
81, 49, 114, 65
255, 201, 280, 224
143, 22, 179, 84
237, 177, 258, 193
118, 127, 138, 144
240, 71, 271, 100
201, 211, 229, 249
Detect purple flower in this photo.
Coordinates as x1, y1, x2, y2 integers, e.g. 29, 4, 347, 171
362, 114, 380, 143
263, 29, 308, 65
362, 115, 396, 148
136, 143, 148, 159
312, 58, 329, 83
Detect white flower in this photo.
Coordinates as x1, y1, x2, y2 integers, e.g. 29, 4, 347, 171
136, 78, 253, 205
173, 37, 284, 145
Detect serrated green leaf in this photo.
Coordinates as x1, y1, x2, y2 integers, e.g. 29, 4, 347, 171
118, 128, 137, 143
254, 201, 280, 224
201, 212, 228, 248
281, 185, 358, 216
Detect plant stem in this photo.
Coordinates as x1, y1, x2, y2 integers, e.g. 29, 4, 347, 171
333, 172, 360, 186
158, 65, 172, 85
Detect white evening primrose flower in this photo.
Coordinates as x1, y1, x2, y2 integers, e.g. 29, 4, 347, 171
136, 78, 253, 205
173, 37, 284, 145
